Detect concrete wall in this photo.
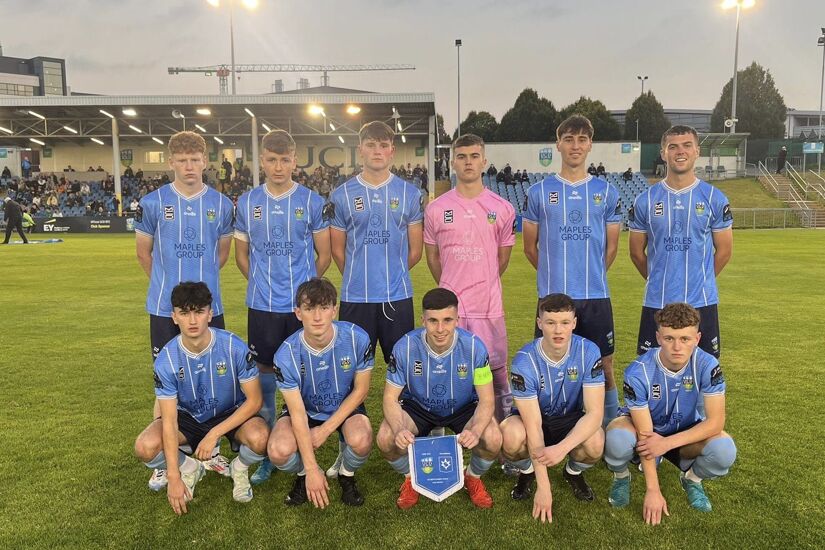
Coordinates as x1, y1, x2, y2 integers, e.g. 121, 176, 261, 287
482, 141, 641, 174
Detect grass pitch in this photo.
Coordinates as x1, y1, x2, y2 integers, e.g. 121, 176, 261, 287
1, 228, 823, 549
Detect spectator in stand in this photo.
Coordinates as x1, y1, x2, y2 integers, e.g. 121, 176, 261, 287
130, 198, 139, 211
654, 153, 665, 177
622, 167, 633, 183
496, 170, 505, 183
776, 146, 787, 175
2, 166, 11, 178
80, 182, 90, 196
124, 166, 134, 177
65, 165, 75, 172
514, 169, 522, 183
587, 163, 598, 176
96, 166, 105, 172
596, 162, 607, 178
46, 193, 58, 209
520, 170, 530, 183
22, 157, 32, 178
220, 156, 233, 191
487, 164, 498, 177
135, 168, 144, 180
87, 166, 95, 172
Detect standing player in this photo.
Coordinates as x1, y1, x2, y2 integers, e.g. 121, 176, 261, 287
500, 294, 605, 522
628, 125, 733, 358
135, 131, 235, 489
523, 115, 622, 426
376, 288, 502, 510
423, 133, 516, 422
326, 120, 424, 474
234, 129, 331, 484
267, 278, 374, 507
604, 303, 736, 524
133, 282, 269, 514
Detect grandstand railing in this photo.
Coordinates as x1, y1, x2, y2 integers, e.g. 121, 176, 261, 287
785, 163, 823, 201
731, 208, 819, 229
759, 161, 808, 209
804, 170, 825, 201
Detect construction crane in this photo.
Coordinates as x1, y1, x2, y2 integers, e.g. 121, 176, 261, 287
168, 64, 416, 95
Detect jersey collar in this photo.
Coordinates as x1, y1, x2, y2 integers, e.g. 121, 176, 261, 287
178, 328, 216, 358
422, 330, 457, 359
536, 337, 570, 367
555, 174, 592, 187
263, 181, 298, 201
169, 181, 208, 201
357, 173, 392, 190
660, 178, 700, 195
654, 348, 691, 377
300, 324, 337, 356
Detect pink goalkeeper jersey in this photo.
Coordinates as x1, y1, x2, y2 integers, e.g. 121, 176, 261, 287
424, 188, 516, 319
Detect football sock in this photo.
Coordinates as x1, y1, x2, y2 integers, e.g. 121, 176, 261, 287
340, 444, 368, 476
390, 456, 410, 476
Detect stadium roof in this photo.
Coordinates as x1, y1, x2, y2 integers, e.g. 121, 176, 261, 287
698, 132, 749, 149
0, 92, 436, 145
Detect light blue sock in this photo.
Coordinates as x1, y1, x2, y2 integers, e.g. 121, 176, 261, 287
604, 429, 636, 473
239, 445, 265, 467
691, 437, 737, 480
604, 387, 619, 428
275, 452, 304, 474
566, 459, 594, 474
512, 458, 532, 473
390, 456, 410, 475
468, 454, 495, 477
144, 450, 186, 470
341, 445, 369, 474
258, 372, 277, 427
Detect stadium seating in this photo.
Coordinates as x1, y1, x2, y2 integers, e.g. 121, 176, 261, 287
450, 172, 649, 222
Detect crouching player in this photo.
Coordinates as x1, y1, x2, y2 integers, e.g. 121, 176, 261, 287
604, 303, 736, 525
500, 293, 605, 523
376, 288, 502, 509
267, 278, 374, 508
134, 282, 269, 514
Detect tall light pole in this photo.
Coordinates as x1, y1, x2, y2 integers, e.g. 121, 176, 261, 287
637, 75, 648, 96
207, 0, 258, 95
722, 0, 755, 134
818, 28, 824, 173
455, 39, 462, 138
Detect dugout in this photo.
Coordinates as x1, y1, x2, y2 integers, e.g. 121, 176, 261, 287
0, 90, 437, 210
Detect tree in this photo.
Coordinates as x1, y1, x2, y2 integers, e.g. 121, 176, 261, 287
710, 61, 786, 138
557, 96, 622, 141
453, 111, 499, 141
495, 88, 557, 142
435, 114, 451, 145
624, 91, 671, 143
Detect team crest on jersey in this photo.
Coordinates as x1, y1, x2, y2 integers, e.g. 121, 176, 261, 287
390, 197, 400, 211
206, 208, 216, 222
340, 357, 352, 371
652, 384, 662, 400
593, 193, 603, 206
654, 201, 664, 217
566, 366, 579, 382
510, 373, 526, 392
548, 191, 559, 205
164, 205, 175, 220
457, 363, 468, 379
253, 205, 263, 221
444, 210, 454, 224
682, 375, 694, 392
177, 367, 185, 381
695, 202, 707, 216
354, 197, 365, 212
487, 211, 497, 224
216, 361, 227, 376
413, 360, 423, 376
421, 457, 434, 474
295, 207, 305, 220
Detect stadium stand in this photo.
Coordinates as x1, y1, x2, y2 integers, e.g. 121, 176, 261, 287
450, 171, 650, 222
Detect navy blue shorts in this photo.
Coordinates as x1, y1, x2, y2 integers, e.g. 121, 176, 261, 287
637, 304, 721, 358
535, 298, 615, 357
247, 308, 302, 366
149, 314, 225, 360
278, 403, 368, 434
509, 408, 585, 446
401, 399, 477, 436
177, 407, 256, 454
339, 298, 414, 363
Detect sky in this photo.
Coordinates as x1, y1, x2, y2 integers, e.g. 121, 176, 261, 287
2, 0, 824, 133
